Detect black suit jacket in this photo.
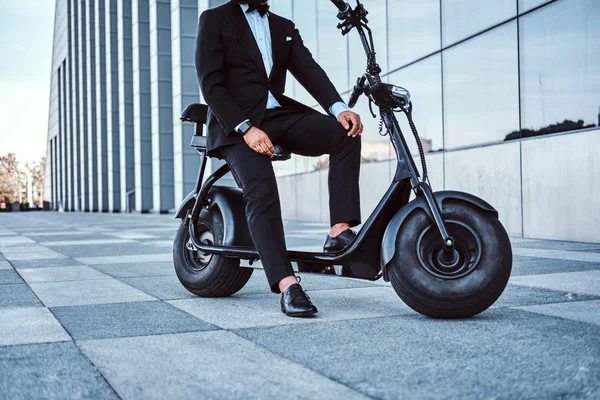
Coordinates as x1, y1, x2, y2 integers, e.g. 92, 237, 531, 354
195, 1, 343, 157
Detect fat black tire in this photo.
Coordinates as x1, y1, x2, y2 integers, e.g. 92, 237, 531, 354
173, 209, 253, 297
388, 199, 512, 318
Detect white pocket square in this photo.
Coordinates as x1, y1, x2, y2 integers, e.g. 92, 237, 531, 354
286, 36, 292, 41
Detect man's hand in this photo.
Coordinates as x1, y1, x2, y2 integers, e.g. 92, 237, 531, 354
243, 127, 275, 157
337, 111, 363, 137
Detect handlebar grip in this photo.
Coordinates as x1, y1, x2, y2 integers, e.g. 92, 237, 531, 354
348, 89, 361, 109
331, 0, 349, 12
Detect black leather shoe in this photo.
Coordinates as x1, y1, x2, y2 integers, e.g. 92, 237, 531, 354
280, 284, 318, 317
323, 229, 356, 252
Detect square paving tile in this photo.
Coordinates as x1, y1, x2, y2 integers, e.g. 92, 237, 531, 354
0, 260, 12, 269
0, 284, 42, 308
91, 261, 175, 278
29, 278, 155, 307
514, 300, 600, 327
121, 275, 197, 301
0, 269, 24, 284
0, 245, 68, 261
235, 308, 600, 400
0, 307, 71, 346
513, 247, 600, 263
511, 255, 600, 276
512, 240, 600, 251
0, 235, 35, 246
51, 244, 170, 258
0, 342, 119, 399
78, 331, 368, 400
18, 265, 110, 283
11, 258, 84, 269
51, 301, 218, 340
170, 286, 414, 329
493, 284, 598, 308
509, 270, 600, 297
76, 253, 172, 265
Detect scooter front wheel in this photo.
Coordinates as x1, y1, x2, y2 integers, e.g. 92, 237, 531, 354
388, 199, 512, 318
173, 209, 253, 297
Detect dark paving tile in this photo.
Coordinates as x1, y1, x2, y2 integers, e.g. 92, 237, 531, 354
0, 284, 42, 308
51, 301, 218, 340
511, 255, 600, 276
235, 308, 600, 400
494, 284, 599, 307
0, 269, 23, 284
10, 258, 84, 269
45, 243, 171, 258
512, 239, 600, 251
0, 341, 119, 400
120, 275, 197, 301
91, 261, 175, 278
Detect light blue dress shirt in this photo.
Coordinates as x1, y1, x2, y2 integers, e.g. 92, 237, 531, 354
235, 3, 349, 132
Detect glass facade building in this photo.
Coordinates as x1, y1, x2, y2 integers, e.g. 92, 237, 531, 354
46, 0, 600, 242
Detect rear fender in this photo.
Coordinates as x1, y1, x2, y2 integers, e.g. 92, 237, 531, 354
380, 191, 498, 281
174, 186, 253, 247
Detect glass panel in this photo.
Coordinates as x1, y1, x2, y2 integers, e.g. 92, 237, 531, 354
352, 94, 393, 162
519, 0, 600, 138
518, 0, 552, 14
388, 0, 441, 70
270, 0, 292, 19
291, 0, 318, 106
387, 54, 443, 154
349, 0, 387, 82
442, 0, 516, 47
316, 0, 349, 93
443, 21, 519, 149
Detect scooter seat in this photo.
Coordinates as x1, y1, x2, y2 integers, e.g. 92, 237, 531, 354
180, 103, 208, 124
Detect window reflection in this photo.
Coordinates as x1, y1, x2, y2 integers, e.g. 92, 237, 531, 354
443, 22, 519, 149
351, 95, 393, 162
388, 0, 440, 70
316, 0, 349, 93
388, 54, 443, 155
349, 0, 387, 80
518, 0, 600, 139
442, 0, 516, 47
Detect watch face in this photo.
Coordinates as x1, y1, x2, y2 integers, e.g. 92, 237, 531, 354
240, 121, 252, 134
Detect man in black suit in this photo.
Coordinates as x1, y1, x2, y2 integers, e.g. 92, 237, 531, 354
195, 0, 363, 317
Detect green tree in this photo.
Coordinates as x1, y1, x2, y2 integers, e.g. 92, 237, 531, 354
0, 153, 22, 203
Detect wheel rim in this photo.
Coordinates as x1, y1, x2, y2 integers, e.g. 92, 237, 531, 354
416, 219, 482, 280
184, 227, 214, 272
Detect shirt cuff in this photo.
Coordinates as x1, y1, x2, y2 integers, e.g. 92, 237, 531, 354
329, 102, 350, 119
234, 119, 250, 133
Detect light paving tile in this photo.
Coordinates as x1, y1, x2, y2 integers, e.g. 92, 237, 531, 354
11, 258, 84, 269
20, 230, 96, 237
514, 300, 600, 327
104, 231, 157, 240
78, 331, 369, 400
18, 266, 111, 283
169, 286, 414, 329
0, 342, 120, 399
0, 236, 36, 246
513, 247, 600, 263
0, 245, 68, 261
29, 278, 155, 307
509, 270, 600, 297
39, 239, 136, 246
0, 307, 71, 346
90, 261, 175, 278
76, 253, 172, 265
0, 260, 12, 270
141, 240, 173, 247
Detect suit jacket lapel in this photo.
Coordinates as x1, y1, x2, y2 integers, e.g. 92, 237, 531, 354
268, 14, 286, 81
225, 2, 267, 77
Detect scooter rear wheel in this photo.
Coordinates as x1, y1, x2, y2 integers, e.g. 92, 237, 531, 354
388, 199, 512, 318
173, 209, 253, 297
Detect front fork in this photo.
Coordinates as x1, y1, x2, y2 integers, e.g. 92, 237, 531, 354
383, 109, 456, 256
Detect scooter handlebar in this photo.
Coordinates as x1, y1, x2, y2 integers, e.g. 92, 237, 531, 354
348, 76, 367, 108
331, 0, 350, 12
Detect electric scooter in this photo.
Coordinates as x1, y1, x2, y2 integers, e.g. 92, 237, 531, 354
172, 0, 512, 318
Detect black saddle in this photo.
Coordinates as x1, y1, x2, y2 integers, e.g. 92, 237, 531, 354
180, 103, 292, 162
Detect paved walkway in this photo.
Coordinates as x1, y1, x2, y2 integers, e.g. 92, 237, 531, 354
0, 212, 599, 399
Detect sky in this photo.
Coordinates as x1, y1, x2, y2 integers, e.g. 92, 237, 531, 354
0, 0, 55, 163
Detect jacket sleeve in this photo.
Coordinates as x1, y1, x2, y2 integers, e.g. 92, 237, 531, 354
288, 24, 343, 114
195, 10, 247, 135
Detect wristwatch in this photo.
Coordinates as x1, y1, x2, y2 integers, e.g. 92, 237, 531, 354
236, 120, 253, 137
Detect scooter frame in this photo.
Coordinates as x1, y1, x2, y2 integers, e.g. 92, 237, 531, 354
176, 0, 499, 281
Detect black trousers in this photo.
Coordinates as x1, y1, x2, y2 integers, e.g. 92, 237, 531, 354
220, 107, 361, 293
